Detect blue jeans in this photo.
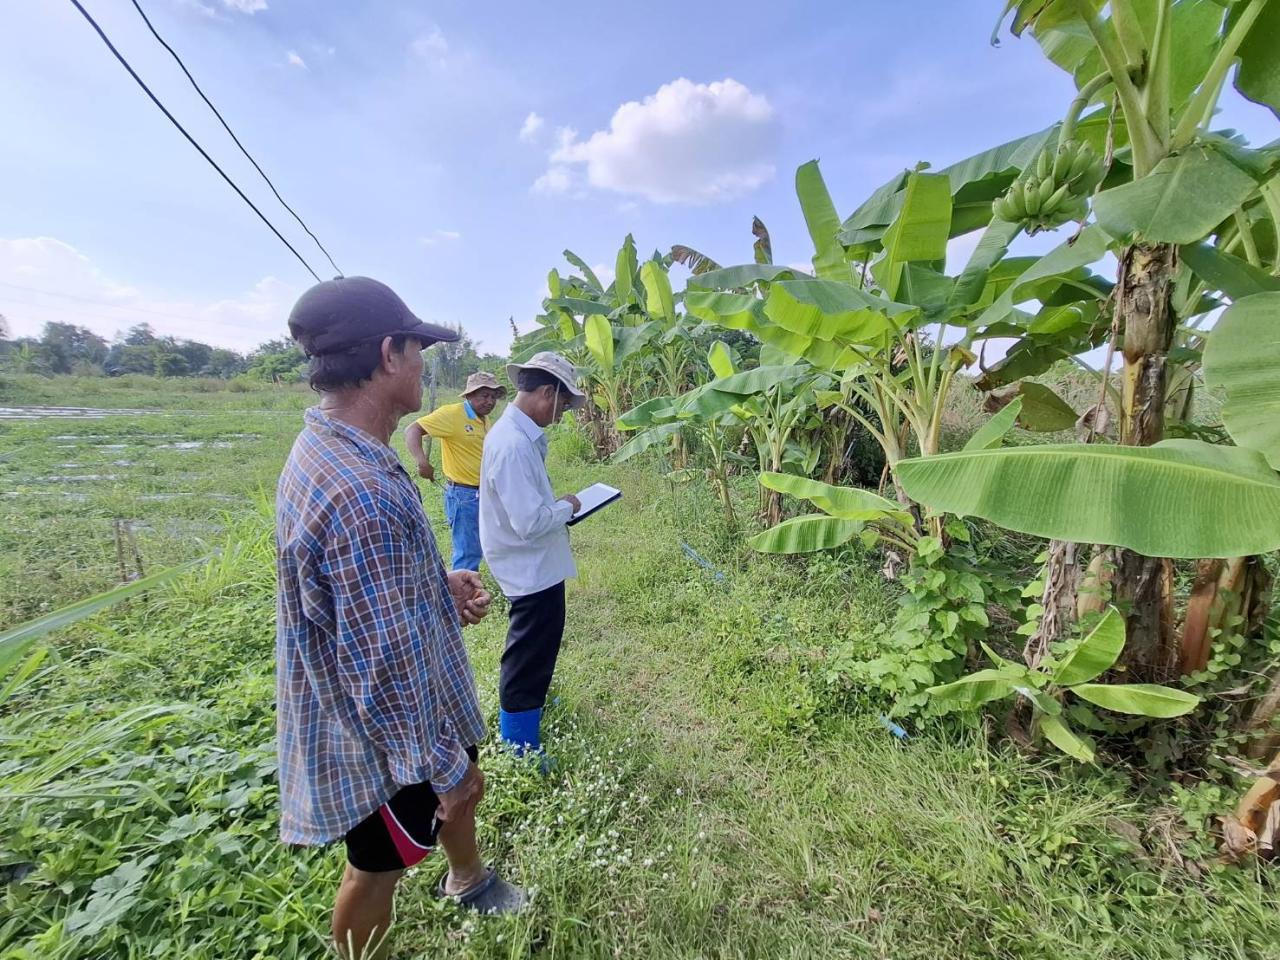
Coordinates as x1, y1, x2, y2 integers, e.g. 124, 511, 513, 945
444, 483, 482, 571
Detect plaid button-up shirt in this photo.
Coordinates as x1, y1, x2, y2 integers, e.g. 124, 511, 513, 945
275, 407, 485, 845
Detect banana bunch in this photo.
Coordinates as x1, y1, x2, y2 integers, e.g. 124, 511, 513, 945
992, 139, 1104, 233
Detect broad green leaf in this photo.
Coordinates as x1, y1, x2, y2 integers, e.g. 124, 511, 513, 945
1012, 382, 1078, 432
1203, 291, 1280, 469
547, 268, 563, 299
615, 322, 660, 364
612, 423, 682, 462
1180, 243, 1280, 299
1052, 607, 1125, 686
684, 290, 766, 330
872, 172, 953, 300
0, 559, 204, 676
1170, 0, 1228, 113
963, 397, 1023, 451
677, 382, 743, 420
941, 125, 1058, 197
1092, 145, 1260, 244
950, 219, 1022, 309
563, 250, 603, 292
1040, 714, 1096, 762
618, 394, 679, 429
974, 320, 1111, 389
1028, 302, 1097, 336
615, 234, 637, 306
584, 314, 614, 371
708, 341, 736, 379
687, 264, 811, 290
839, 126, 1056, 244
927, 669, 1018, 709
758, 472, 911, 522
546, 297, 613, 317
764, 281, 917, 342
747, 515, 864, 554
796, 160, 849, 282
640, 261, 675, 323
900, 265, 956, 319
710, 364, 812, 397
895, 438, 1280, 558
973, 225, 1111, 329
1071, 682, 1200, 718
1233, 0, 1280, 120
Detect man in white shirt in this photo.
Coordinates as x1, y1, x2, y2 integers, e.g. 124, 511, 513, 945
479, 352, 586, 755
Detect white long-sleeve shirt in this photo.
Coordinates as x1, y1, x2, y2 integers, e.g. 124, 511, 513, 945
478, 404, 576, 598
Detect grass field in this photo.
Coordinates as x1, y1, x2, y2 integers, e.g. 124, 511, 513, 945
2, 377, 1278, 959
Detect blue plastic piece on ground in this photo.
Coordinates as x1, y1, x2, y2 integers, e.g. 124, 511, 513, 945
879, 714, 909, 740
680, 542, 727, 583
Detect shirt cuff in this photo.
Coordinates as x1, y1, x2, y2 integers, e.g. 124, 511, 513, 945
555, 500, 575, 524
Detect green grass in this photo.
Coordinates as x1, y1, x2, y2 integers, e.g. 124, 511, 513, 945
2, 379, 1278, 958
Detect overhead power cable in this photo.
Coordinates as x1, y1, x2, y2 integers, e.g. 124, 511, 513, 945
66, 0, 323, 283
127, 0, 343, 277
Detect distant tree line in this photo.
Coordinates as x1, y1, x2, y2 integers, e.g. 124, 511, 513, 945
0, 315, 506, 388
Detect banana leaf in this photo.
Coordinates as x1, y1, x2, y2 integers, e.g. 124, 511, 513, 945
895, 438, 1280, 558
1203, 291, 1280, 469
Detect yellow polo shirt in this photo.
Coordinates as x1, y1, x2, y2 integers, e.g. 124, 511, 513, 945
415, 400, 488, 486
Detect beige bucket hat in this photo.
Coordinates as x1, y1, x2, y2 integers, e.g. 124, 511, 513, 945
460, 371, 507, 397
505, 351, 587, 410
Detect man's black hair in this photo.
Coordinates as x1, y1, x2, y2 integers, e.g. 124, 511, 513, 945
307, 334, 410, 392
517, 368, 569, 394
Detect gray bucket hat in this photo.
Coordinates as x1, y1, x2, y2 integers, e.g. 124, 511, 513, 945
506, 351, 587, 411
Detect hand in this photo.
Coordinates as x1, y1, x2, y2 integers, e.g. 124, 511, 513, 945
559, 494, 582, 515
417, 460, 436, 482
436, 760, 484, 823
447, 569, 492, 626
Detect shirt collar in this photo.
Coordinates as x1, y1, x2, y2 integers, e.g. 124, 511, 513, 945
505, 404, 546, 444
463, 398, 479, 421
305, 407, 403, 475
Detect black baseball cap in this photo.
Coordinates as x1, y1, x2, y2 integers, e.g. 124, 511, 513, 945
287, 276, 459, 356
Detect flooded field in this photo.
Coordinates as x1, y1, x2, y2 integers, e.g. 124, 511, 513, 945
0, 392, 305, 626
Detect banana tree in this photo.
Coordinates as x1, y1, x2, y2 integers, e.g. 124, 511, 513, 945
687, 159, 1112, 530
709, 359, 818, 525
928, 608, 1200, 761
897, 290, 1280, 691
615, 341, 747, 524
988, 0, 1280, 679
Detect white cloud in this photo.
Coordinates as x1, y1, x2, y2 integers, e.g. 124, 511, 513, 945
221, 0, 266, 12
531, 166, 573, 196
518, 112, 545, 143
541, 78, 777, 205
0, 237, 301, 353
419, 230, 462, 246
411, 27, 448, 59
286, 50, 307, 70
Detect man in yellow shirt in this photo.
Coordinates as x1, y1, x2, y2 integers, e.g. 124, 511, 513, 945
405, 372, 506, 571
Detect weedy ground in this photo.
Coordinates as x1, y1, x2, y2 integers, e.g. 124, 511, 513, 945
1, 377, 1277, 959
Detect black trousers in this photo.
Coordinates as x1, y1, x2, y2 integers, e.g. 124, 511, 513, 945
499, 581, 567, 713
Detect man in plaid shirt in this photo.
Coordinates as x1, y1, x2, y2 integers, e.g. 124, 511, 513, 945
276, 277, 525, 960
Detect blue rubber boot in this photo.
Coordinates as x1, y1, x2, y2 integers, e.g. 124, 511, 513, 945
498, 707, 542, 756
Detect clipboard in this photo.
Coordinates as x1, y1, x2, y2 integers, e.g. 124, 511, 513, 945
566, 482, 622, 526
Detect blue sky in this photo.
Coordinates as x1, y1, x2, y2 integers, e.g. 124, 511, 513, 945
2, 0, 1274, 354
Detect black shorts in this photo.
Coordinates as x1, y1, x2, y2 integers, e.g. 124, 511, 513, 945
343, 745, 478, 873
